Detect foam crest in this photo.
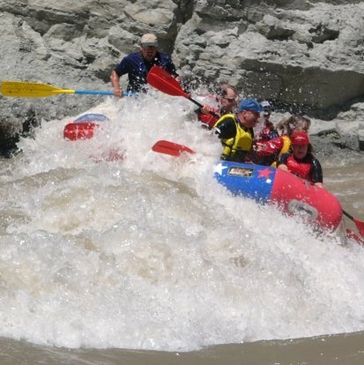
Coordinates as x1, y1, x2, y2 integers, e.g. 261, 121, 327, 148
1, 93, 364, 351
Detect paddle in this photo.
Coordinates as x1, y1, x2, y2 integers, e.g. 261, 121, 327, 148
0, 81, 129, 98
147, 66, 219, 117
152, 140, 195, 157
343, 210, 364, 237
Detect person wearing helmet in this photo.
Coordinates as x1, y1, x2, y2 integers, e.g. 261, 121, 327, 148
213, 98, 262, 162
257, 101, 279, 141
277, 131, 323, 187
110, 33, 178, 95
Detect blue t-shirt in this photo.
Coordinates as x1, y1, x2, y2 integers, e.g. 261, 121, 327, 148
114, 51, 178, 92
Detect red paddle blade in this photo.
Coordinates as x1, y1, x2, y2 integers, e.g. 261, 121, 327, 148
152, 140, 195, 157
354, 217, 364, 237
147, 66, 188, 98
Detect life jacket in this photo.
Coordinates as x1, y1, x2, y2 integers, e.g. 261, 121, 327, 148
286, 155, 313, 181
214, 113, 254, 161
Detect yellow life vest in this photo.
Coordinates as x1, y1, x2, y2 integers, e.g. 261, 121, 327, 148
214, 113, 254, 161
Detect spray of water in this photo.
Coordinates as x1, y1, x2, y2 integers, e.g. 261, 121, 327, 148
0, 92, 364, 351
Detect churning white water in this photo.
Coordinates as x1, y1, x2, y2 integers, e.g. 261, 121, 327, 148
1, 91, 364, 351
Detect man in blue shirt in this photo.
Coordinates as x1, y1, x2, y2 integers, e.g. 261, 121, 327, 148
110, 33, 178, 96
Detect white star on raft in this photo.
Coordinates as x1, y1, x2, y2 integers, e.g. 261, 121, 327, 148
213, 163, 228, 175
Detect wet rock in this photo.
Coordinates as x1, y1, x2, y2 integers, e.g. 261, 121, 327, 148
359, 124, 364, 151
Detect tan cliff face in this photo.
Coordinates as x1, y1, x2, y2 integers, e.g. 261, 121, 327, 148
0, 0, 363, 153
174, 1, 364, 111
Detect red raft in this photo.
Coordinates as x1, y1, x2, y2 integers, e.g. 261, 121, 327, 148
63, 113, 109, 141
213, 160, 343, 233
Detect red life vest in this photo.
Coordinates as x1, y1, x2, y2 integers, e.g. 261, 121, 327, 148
286, 155, 312, 181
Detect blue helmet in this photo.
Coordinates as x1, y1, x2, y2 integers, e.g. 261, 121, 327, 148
238, 98, 263, 113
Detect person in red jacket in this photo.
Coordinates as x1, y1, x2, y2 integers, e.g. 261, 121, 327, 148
277, 131, 323, 187
197, 84, 238, 128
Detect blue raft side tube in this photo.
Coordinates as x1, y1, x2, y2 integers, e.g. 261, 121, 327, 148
213, 160, 343, 231
213, 160, 276, 203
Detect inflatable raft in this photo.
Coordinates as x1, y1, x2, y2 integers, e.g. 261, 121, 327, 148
63, 113, 109, 141
64, 113, 124, 161
214, 160, 343, 232
151, 140, 343, 232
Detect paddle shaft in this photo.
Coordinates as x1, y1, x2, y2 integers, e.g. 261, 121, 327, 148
187, 95, 219, 117
343, 210, 354, 220
187, 96, 204, 108
184, 94, 220, 118
74, 90, 113, 96
75, 90, 132, 96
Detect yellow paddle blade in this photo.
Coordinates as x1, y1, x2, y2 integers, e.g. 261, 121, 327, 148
0, 81, 75, 98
